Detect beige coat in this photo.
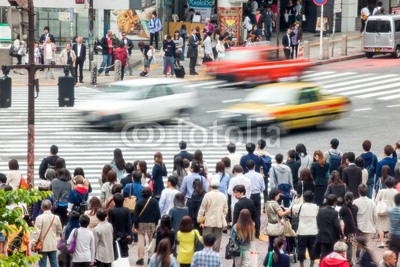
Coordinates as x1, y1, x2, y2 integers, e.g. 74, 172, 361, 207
31, 211, 62, 252
197, 189, 228, 228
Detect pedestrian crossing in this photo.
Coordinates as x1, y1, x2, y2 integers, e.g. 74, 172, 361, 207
0, 86, 243, 195
300, 71, 400, 101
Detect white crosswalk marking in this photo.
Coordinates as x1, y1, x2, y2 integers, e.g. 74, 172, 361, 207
301, 71, 400, 101
0, 87, 238, 195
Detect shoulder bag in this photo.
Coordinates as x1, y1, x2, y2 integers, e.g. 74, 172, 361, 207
225, 236, 240, 259
265, 202, 284, 236
32, 215, 55, 252
67, 229, 78, 254
376, 190, 389, 216
194, 230, 204, 252
123, 183, 137, 213
347, 206, 362, 237
139, 197, 152, 218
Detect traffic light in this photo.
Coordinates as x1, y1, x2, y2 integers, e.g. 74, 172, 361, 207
75, 0, 84, 3
0, 76, 11, 108
58, 66, 75, 107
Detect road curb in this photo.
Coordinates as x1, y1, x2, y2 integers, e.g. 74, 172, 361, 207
315, 53, 366, 65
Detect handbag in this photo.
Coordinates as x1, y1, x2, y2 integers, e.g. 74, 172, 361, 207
225, 237, 240, 259
19, 176, 29, 189
283, 219, 296, 237
67, 229, 78, 254
266, 202, 284, 236
376, 198, 389, 216
32, 215, 55, 252
113, 240, 130, 267
8, 229, 24, 253
194, 231, 204, 252
123, 184, 137, 213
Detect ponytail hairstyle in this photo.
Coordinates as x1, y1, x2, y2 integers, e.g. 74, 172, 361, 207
273, 237, 284, 262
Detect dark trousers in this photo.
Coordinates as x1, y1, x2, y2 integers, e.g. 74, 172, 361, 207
319, 242, 334, 260
291, 44, 299, 59
121, 65, 125, 80
96, 261, 112, 267
70, 67, 77, 84
150, 32, 159, 50
13, 54, 22, 65
284, 48, 291, 59
189, 56, 197, 74
250, 193, 261, 237
298, 235, 317, 262
54, 206, 68, 227
361, 19, 366, 32
75, 57, 84, 82
72, 263, 90, 267
263, 175, 269, 209
268, 235, 277, 252
227, 194, 232, 224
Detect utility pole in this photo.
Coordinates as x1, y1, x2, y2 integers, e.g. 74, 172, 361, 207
276, 0, 281, 57
4, 0, 66, 187
88, 0, 94, 70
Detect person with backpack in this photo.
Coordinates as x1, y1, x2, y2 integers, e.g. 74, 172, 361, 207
372, 1, 385, 15
269, 154, 294, 208
359, 140, 378, 198
51, 168, 72, 227
375, 145, 398, 192
325, 138, 343, 174
39, 145, 59, 179
149, 11, 162, 50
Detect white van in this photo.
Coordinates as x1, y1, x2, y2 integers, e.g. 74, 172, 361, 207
363, 14, 400, 58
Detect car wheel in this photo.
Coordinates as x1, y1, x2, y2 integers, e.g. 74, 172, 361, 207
365, 52, 374, 59
267, 122, 289, 137
393, 47, 400, 58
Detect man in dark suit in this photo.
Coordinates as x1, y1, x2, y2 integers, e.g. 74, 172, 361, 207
282, 28, 293, 60
39, 26, 55, 65
174, 141, 194, 161
232, 185, 256, 225
72, 36, 86, 83
316, 194, 342, 259
187, 28, 199, 75
342, 152, 363, 198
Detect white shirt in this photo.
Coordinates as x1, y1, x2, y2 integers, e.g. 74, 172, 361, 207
372, 6, 383, 15
354, 196, 377, 234
227, 174, 251, 208
159, 187, 179, 216
292, 203, 319, 235
227, 152, 242, 168
361, 7, 370, 18
77, 44, 82, 57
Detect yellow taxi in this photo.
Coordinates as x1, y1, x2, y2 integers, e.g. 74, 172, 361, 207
220, 82, 351, 132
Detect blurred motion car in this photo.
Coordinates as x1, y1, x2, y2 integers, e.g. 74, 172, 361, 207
220, 82, 351, 132
205, 46, 315, 83
78, 79, 199, 128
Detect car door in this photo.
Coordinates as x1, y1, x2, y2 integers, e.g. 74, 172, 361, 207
288, 87, 322, 129
139, 84, 168, 122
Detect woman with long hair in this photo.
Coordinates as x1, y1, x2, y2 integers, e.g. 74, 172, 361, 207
209, 161, 230, 196
100, 170, 118, 207
325, 170, 347, 199
99, 164, 112, 187
73, 167, 91, 193
154, 215, 175, 251
355, 157, 369, 186
54, 158, 66, 177
230, 209, 255, 266
137, 160, 151, 186
295, 143, 313, 177
310, 150, 330, 206
179, 24, 187, 61
378, 165, 394, 190
375, 177, 397, 248
168, 192, 189, 233
297, 168, 315, 198
176, 216, 202, 267
266, 188, 291, 252
111, 148, 125, 180
149, 238, 178, 267
187, 179, 205, 233
264, 237, 290, 267
51, 168, 72, 227
172, 157, 187, 189
192, 150, 208, 177
84, 196, 102, 229
338, 152, 349, 178
152, 152, 167, 200
339, 192, 359, 265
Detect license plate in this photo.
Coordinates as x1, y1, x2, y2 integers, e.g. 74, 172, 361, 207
375, 48, 381, 52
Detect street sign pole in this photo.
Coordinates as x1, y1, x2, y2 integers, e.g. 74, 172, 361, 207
319, 4, 324, 60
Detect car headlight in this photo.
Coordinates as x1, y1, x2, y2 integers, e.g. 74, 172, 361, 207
219, 112, 242, 119
247, 115, 275, 122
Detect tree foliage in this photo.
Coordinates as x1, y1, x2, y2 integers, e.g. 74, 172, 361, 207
0, 189, 51, 267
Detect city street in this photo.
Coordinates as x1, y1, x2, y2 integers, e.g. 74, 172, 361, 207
0, 54, 397, 266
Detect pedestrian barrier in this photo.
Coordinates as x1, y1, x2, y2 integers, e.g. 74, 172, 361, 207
114, 60, 122, 82
298, 45, 304, 59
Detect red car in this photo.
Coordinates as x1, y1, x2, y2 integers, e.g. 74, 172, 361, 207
205, 46, 315, 83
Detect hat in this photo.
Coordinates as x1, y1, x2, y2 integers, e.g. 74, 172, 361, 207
210, 178, 220, 188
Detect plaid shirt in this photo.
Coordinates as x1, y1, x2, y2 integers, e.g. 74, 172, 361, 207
191, 247, 222, 267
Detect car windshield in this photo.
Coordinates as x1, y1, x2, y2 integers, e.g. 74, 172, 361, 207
97, 85, 151, 100
223, 50, 258, 61
244, 87, 297, 104
366, 20, 391, 33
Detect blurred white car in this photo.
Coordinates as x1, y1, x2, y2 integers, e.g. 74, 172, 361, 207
78, 79, 199, 128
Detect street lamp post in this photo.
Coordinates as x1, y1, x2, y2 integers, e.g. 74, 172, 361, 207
4, 0, 67, 187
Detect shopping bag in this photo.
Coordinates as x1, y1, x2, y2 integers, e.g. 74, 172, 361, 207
112, 240, 130, 267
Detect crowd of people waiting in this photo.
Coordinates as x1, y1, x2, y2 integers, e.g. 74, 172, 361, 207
1, 138, 400, 267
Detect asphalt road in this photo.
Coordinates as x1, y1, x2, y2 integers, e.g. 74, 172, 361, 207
188, 56, 400, 158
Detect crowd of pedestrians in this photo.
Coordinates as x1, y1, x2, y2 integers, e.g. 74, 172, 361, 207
1, 138, 400, 267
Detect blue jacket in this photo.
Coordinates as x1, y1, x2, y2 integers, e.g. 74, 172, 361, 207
123, 182, 143, 201
240, 153, 269, 176
375, 151, 397, 187
359, 152, 378, 186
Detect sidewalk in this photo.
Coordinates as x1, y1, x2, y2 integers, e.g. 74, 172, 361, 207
6, 31, 364, 87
